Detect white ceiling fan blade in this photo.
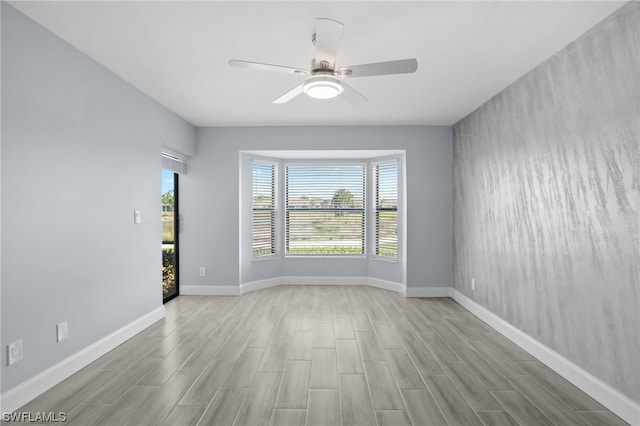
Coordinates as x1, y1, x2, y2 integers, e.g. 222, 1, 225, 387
229, 60, 309, 75
313, 18, 343, 69
273, 84, 305, 104
339, 58, 418, 78
340, 81, 368, 105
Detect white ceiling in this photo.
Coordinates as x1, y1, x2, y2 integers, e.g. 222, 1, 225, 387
10, 1, 624, 127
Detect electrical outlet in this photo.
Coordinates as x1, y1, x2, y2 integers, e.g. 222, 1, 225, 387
471, 278, 476, 290
57, 321, 69, 342
199, 267, 206, 277
8, 340, 23, 365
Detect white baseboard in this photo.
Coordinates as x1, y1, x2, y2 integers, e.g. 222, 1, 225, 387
280, 276, 368, 286
240, 278, 281, 294
0, 306, 165, 414
239, 276, 409, 296
179, 280, 451, 301
366, 277, 407, 294
181, 285, 241, 296
451, 290, 639, 426
405, 286, 453, 298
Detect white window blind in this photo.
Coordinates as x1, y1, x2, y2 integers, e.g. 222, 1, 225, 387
161, 151, 187, 174
286, 164, 365, 255
375, 162, 398, 258
252, 162, 276, 257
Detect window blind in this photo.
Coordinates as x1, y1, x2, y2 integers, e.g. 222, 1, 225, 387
286, 164, 365, 255
375, 162, 398, 258
161, 151, 187, 174
252, 162, 276, 257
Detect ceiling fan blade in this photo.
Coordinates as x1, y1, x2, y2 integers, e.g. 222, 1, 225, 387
313, 18, 343, 69
273, 84, 305, 104
339, 58, 418, 78
229, 60, 309, 75
340, 81, 368, 105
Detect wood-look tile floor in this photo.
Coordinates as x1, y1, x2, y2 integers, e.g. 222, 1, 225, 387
15, 286, 627, 425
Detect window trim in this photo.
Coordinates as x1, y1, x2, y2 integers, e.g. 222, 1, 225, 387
243, 151, 404, 267
284, 161, 367, 257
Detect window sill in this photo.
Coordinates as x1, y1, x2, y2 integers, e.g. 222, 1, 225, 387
285, 254, 366, 259
252, 255, 278, 262
372, 256, 399, 263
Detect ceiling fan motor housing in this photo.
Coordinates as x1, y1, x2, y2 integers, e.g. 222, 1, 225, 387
303, 75, 344, 99
312, 59, 333, 73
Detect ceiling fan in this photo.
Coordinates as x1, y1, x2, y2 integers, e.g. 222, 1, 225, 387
229, 18, 418, 104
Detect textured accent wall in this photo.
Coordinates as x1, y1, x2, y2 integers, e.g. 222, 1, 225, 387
453, 3, 639, 403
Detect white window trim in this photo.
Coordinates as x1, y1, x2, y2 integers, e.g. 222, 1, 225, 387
284, 160, 367, 258
243, 151, 404, 267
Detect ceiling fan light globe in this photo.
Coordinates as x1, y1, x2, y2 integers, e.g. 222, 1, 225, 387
303, 76, 344, 100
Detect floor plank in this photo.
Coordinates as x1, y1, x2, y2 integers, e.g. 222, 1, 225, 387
339, 374, 376, 426
313, 322, 336, 348
373, 322, 403, 349
400, 389, 448, 426
335, 319, 356, 339
475, 410, 520, 426
259, 338, 293, 372
424, 374, 484, 426
516, 361, 605, 411
454, 349, 515, 391
65, 404, 111, 426
336, 339, 364, 373
309, 348, 338, 389
128, 369, 201, 426
234, 372, 282, 426
93, 386, 158, 426
491, 390, 555, 426
402, 337, 445, 377
160, 405, 204, 426
374, 410, 412, 426
86, 358, 160, 404
275, 361, 312, 409
363, 361, 406, 410
440, 360, 503, 410
306, 389, 340, 426
506, 374, 591, 425
178, 357, 234, 406
577, 410, 629, 426
222, 347, 265, 387
289, 331, 314, 360
198, 387, 247, 426
269, 409, 306, 426
356, 331, 386, 361
384, 349, 426, 389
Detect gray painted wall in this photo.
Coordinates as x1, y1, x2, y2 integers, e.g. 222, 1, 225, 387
1, 4, 195, 392
453, 3, 639, 403
181, 126, 452, 289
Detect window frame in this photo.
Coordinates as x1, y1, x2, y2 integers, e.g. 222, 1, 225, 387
372, 159, 399, 261
251, 160, 278, 260
284, 161, 367, 258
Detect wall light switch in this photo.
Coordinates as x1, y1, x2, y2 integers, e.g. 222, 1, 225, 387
8, 340, 23, 365
471, 278, 476, 291
57, 321, 69, 342
134, 210, 141, 224
199, 267, 206, 277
